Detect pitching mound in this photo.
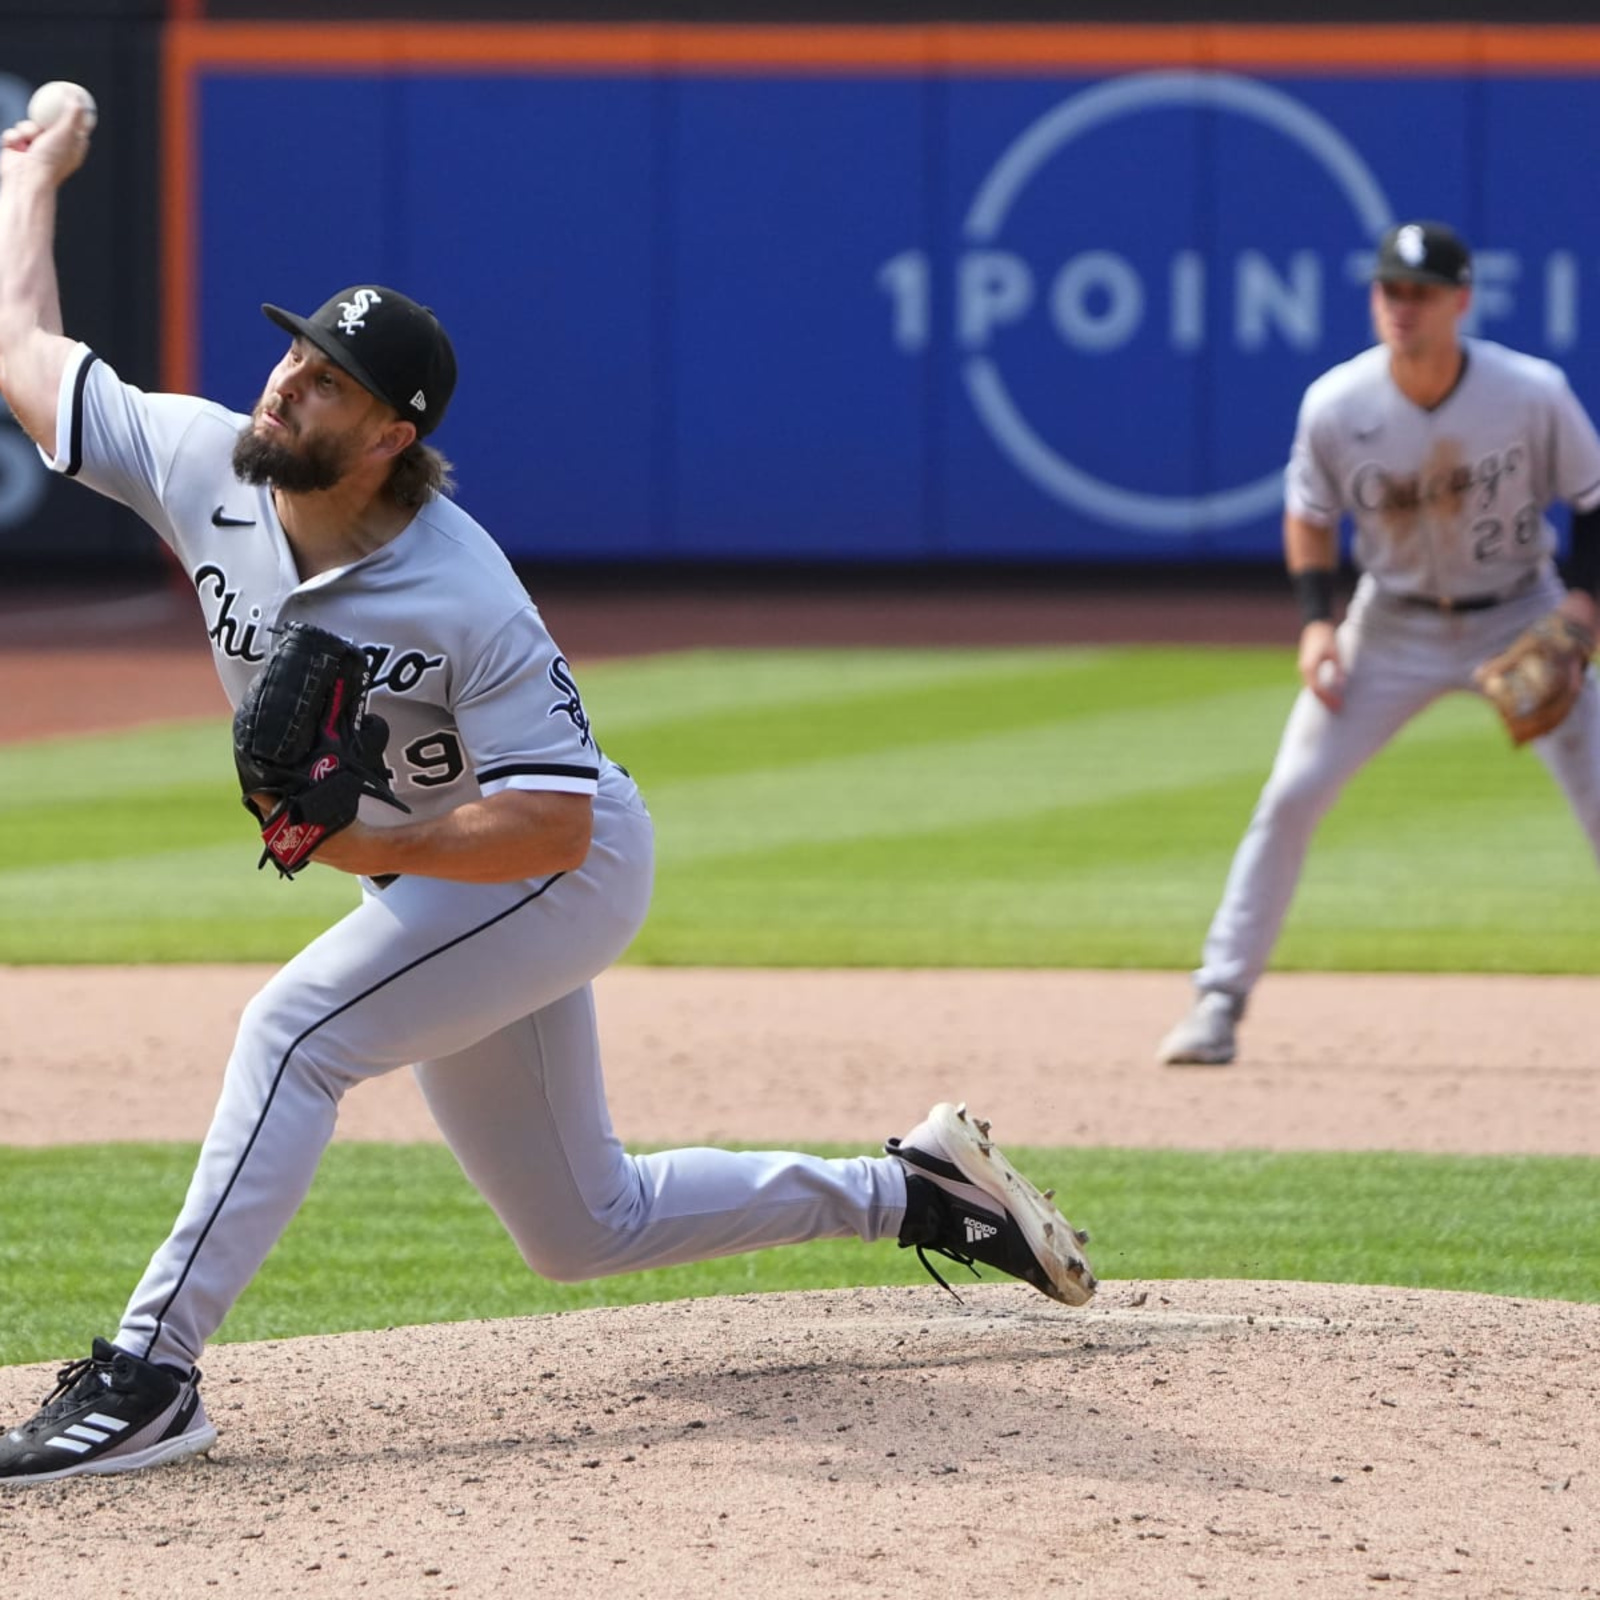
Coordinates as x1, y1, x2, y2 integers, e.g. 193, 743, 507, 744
2, 1280, 1595, 1598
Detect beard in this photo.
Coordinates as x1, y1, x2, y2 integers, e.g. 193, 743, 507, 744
232, 411, 357, 494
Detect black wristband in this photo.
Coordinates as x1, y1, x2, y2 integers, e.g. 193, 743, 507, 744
1291, 568, 1336, 625
1567, 505, 1600, 598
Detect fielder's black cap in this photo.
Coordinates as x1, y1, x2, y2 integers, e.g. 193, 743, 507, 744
262, 286, 457, 438
1371, 221, 1472, 288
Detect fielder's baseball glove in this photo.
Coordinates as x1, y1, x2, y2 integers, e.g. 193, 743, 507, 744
233, 622, 410, 877
1473, 611, 1596, 747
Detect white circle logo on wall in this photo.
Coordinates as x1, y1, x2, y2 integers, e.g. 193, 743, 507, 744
878, 72, 1395, 534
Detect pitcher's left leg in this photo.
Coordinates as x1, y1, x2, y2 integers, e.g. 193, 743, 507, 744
415, 985, 906, 1281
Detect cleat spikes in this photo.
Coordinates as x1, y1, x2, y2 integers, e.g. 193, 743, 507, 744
1042, 1188, 1056, 1201
1075, 1229, 1091, 1246
886, 1101, 1095, 1308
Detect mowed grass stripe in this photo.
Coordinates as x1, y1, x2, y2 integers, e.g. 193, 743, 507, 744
601, 647, 1285, 784
1, 645, 1594, 968
0, 721, 233, 813
0, 647, 1106, 811
645, 681, 1294, 862
578, 646, 1108, 729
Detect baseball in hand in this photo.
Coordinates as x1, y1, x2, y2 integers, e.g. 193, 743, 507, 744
27, 81, 97, 132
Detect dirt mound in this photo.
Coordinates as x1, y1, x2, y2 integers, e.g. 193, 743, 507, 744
2, 1281, 1595, 1599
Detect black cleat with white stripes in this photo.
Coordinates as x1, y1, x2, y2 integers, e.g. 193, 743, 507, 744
0, 1337, 216, 1484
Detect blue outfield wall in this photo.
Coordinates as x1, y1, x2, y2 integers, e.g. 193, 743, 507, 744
191, 64, 1600, 563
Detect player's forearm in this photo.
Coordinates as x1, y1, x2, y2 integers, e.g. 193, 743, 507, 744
0, 165, 65, 333
0, 171, 68, 445
314, 790, 594, 883
0, 174, 60, 326
1283, 514, 1337, 574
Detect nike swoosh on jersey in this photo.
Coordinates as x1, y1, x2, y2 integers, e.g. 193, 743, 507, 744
211, 506, 256, 527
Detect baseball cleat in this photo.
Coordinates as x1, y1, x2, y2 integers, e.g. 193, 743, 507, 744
0, 1338, 216, 1485
887, 1101, 1096, 1307
1156, 989, 1242, 1066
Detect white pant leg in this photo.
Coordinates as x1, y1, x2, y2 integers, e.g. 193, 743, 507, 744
1529, 667, 1600, 863
118, 791, 656, 1369
1195, 587, 1449, 998
415, 992, 906, 1284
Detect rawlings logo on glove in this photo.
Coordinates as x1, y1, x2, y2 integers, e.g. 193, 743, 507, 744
233, 622, 410, 877
1473, 611, 1596, 747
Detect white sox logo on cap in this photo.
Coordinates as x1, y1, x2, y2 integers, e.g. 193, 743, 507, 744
337, 289, 383, 335
1396, 225, 1427, 266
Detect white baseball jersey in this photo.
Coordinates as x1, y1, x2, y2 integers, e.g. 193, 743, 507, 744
44, 343, 627, 834
1285, 337, 1600, 601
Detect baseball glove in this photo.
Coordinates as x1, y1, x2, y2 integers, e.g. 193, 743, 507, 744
233, 622, 410, 878
1473, 612, 1596, 747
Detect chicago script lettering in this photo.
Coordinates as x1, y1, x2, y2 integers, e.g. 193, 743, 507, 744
194, 563, 268, 663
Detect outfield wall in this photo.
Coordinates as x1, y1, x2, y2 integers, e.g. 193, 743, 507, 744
6, 21, 1600, 570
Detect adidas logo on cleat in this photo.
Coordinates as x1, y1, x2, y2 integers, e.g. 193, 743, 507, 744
45, 1412, 130, 1456
963, 1216, 999, 1244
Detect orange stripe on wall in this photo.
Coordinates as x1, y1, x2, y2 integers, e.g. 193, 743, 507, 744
164, 21, 1600, 74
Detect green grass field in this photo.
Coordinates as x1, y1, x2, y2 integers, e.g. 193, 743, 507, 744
2, 645, 1595, 967
1, 643, 1594, 1362
0, 1141, 1594, 1366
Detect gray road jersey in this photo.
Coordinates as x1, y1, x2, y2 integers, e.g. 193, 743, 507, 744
1284, 337, 1600, 601
44, 345, 630, 829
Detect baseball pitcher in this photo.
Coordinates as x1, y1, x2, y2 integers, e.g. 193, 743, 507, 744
0, 87, 1096, 1483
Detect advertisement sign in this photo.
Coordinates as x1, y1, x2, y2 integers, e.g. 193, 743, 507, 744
170, 26, 1600, 562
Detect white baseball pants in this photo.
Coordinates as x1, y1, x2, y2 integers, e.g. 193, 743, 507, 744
1195, 570, 1600, 1000
117, 785, 905, 1370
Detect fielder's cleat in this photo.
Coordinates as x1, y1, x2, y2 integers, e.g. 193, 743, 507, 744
0, 1338, 216, 1485
1156, 989, 1243, 1067
887, 1101, 1096, 1307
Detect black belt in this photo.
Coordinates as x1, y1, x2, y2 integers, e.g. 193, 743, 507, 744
1393, 588, 1520, 614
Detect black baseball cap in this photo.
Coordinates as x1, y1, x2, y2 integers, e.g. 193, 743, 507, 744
1371, 221, 1472, 287
262, 286, 457, 438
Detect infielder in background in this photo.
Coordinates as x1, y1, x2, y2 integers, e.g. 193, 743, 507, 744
0, 95, 1093, 1483
1159, 220, 1600, 1066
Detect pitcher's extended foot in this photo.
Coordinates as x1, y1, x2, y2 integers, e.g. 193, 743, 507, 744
887, 1101, 1096, 1306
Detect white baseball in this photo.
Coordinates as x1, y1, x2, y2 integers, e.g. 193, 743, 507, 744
27, 81, 97, 132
